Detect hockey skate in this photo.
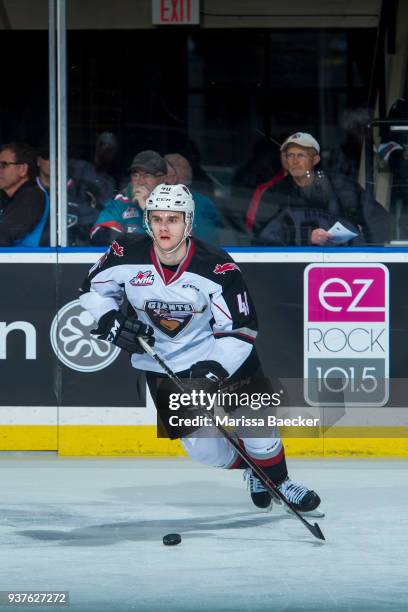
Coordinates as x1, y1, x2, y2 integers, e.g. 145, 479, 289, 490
244, 469, 324, 517
243, 468, 278, 509
277, 476, 324, 518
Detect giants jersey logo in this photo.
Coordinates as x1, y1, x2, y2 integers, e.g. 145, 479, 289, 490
144, 301, 194, 338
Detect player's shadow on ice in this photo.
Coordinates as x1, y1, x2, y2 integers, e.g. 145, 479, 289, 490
16, 511, 305, 547
103, 480, 254, 507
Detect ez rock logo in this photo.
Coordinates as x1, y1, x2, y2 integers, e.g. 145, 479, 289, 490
304, 264, 389, 406
50, 299, 120, 372
214, 262, 240, 275
130, 270, 155, 286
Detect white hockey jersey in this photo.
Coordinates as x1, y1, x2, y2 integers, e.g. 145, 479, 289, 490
79, 235, 258, 376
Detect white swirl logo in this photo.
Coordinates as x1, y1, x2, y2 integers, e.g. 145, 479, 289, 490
50, 299, 120, 372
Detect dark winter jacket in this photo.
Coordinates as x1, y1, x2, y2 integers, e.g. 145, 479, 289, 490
253, 173, 390, 246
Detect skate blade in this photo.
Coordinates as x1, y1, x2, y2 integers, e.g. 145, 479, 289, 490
284, 506, 325, 518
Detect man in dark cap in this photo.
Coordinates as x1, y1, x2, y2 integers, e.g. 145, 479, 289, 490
129, 150, 168, 211
90, 150, 167, 245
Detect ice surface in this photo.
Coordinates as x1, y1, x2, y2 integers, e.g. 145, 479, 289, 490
0, 455, 407, 611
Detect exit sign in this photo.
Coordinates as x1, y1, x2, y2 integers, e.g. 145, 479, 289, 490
152, 0, 200, 25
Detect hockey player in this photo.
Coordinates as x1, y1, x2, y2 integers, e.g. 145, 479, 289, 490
79, 183, 321, 513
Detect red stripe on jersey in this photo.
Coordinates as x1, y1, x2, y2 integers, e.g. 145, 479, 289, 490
214, 331, 254, 343
169, 239, 195, 283
161, 266, 176, 284
212, 301, 232, 320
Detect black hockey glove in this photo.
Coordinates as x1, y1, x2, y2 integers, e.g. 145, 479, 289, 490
91, 310, 154, 354
189, 361, 229, 384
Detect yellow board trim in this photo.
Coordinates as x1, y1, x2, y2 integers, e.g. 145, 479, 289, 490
1, 425, 408, 457
0, 426, 58, 451
58, 425, 185, 457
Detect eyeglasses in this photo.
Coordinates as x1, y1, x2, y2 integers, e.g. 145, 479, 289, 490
130, 170, 165, 181
0, 161, 22, 170
285, 152, 314, 161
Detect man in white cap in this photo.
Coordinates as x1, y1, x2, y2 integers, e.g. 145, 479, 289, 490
252, 131, 389, 246
252, 132, 332, 245
280, 132, 321, 185
280, 133, 331, 246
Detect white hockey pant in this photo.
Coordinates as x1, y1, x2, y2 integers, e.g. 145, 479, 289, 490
181, 425, 283, 469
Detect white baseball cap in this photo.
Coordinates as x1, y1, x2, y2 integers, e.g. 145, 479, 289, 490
281, 132, 320, 154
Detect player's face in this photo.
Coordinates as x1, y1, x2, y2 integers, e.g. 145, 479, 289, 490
285, 144, 319, 180
150, 210, 187, 251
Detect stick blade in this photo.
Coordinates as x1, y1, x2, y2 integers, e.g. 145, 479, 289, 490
308, 521, 325, 541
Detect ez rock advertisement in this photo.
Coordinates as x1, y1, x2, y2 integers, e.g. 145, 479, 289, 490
304, 264, 389, 407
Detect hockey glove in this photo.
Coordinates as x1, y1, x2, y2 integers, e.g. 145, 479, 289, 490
189, 360, 229, 384
91, 309, 154, 354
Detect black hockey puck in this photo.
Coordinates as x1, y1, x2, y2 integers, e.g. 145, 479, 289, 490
163, 533, 182, 546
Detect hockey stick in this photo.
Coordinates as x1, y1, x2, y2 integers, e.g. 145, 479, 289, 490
139, 337, 325, 541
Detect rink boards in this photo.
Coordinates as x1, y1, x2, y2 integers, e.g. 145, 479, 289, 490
0, 248, 407, 457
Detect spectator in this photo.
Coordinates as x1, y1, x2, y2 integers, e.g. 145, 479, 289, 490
37, 147, 50, 192
323, 107, 372, 182
165, 153, 222, 245
94, 131, 120, 179
68, 132, 119, 245
181, 139, 215, 199
378, 97, 408, 237
90, 150, 167, 245
245, 149, 288, 233
253, 132, 390, 247
232, 138, 281, 193
36, 147, 51, 245
231, 137, 284, 242
0, 142, 49, 246
68, 131, 119, 208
